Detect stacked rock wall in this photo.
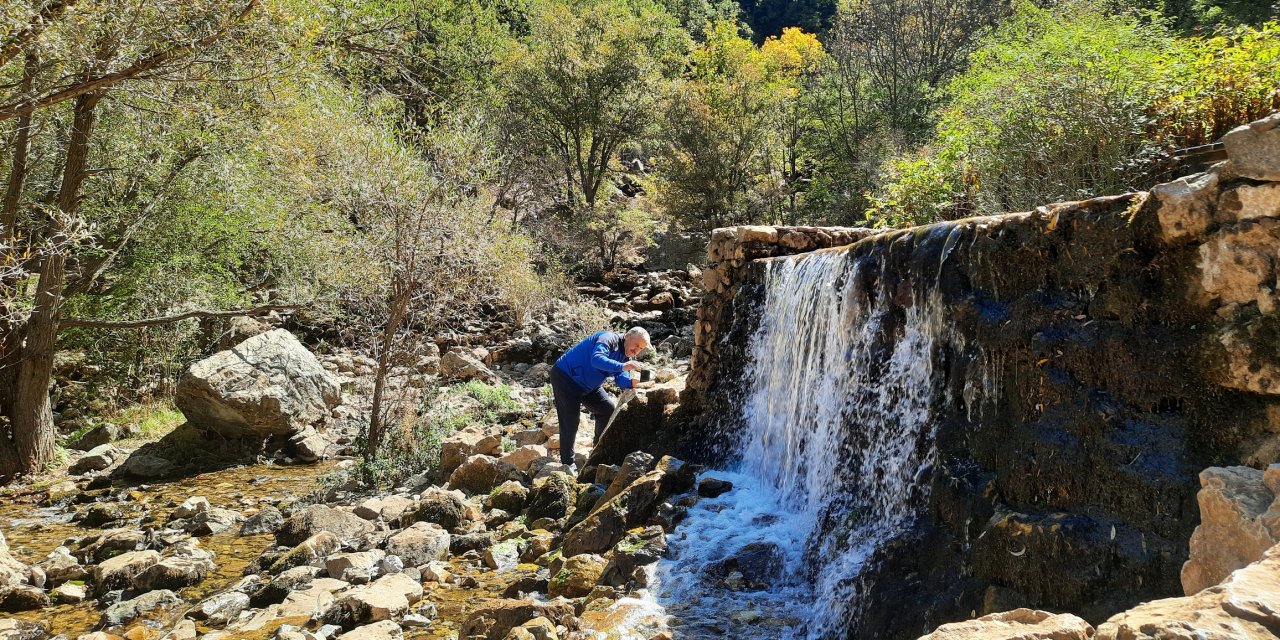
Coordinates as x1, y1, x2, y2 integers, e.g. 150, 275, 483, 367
680, 112, 1280, 638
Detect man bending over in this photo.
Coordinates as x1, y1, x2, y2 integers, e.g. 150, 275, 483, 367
551, 327, 651, 471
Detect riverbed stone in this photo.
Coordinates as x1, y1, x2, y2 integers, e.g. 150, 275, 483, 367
51, 581, 87, 603
1181, 465, 1280, 595
277, 505, 374, 547
919, 608, 1094, 640
38, 546, 84, 584
70, 444, 125, 475
449, 454, 518, 495
325, 550, 386, 583
0, 585, 48, 612
133, 554, 216, 591
488, 481, 529, 513
94, 549, 161, 592
548, 553, 606, 597
413, 488, 468, 531
525, 473, 575, 522
251, 565, 321, 606
354, 495, 416, 523
187, 591, 251, 625
172, 496, 211, 520
460, 599, 576, 640
335, 621, 402, 640
100, 589, 180, 628
385, 522, 450, 566
269, 531, 342, 574
325, 573, 422, 627
118, 453, 173, 478
175, 329, 341, 439
78, 501, 125, 527
241, 505, 285, 536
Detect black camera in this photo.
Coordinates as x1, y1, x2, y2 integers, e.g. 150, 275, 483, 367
639, 369, 652, 382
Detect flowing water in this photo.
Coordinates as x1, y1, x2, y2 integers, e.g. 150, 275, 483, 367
646, 248, 954, 639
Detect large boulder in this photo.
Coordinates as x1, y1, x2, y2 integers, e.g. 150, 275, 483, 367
440, 350, 498, 383
276, 505, 374, 547
1099, 543, 1280, 639
1181, 465, 1280, 595
175, 329, 341, 438
94, 549, 160, 592
1223, 110, 1280, 181
460, 599, 576, 640
449, 455, 518, 495
413, 488, 468, 531
548, 554, 607, 598
918, 609, 1094, 640
385, 522, 451, 566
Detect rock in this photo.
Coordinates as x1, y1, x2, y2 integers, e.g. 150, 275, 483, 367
506, 617, 558, 640
0, 585, 47, 612
94, 549, 160, 592
450, 532, 494, 556
325, 550, 386, 583
599, 452, 655, 505
918, 608, 1094, 639
501, 446, 549, 473
0, 619, 46, 640
386, 522, 450, 566
707, 542, 783, 591
241, 505, 285, 536
175, 329, 342, 438
134, 554, 215, 591
172, 496, 211, 520
421, 561, 452, 583
39, 546, 85, 584
484, 540, 521, 571
563, 470, 666, 557
78, 502, 125, 527
335, 621, 402, 640
289, 426, 329, 462
439, 350, 498, 383
100, 589, 179, 628
1099, 543, 1280, 639
277, 505, 374, 547
187, 507, 242, 536
602, 526, 667, 586
413, 488, 468, 531
1223, 111, 1280, 181
118, 454, 173, 478
1182, 465, 1280, 595
460, 599, 576, 640
251, 565, 321, 606
655, 368, 677, 383
698, 477, 733, 498
269, 531, 342, 574
549, 553, 607, 598
51, 581, 87, 603
187, 591, 250, 625
163, 619, 197, 640
46, 480, 79, 504
525, 473, 576, 522
1220, 183, 1280, 222
488, 481, 529, 513
1197, 221, 1280, 311
76, 528, 146, 563
354, 496, 416, 523
1149, 172, 1219, 245
70, 444, 124, 474
325, 573, 422, 627
441, 427, 503, 476
1215, 318, 1280, 396
449, 454, 517, 495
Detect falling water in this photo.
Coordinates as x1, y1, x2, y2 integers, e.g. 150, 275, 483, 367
646, 248, 954, 639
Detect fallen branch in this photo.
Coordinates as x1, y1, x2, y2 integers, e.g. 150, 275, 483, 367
59, 303, 301, 330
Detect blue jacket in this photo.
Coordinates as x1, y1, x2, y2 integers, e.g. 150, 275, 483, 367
555, 330, 636, 392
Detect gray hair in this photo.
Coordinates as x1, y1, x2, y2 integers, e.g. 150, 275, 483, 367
625, 326, 651, 345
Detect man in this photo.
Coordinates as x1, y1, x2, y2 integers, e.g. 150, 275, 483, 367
551, 326, 651, 470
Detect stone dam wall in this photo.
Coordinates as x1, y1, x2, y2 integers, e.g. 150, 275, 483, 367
677, 113, 1280, 638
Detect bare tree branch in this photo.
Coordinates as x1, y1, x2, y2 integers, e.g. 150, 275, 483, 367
0, 0, 78, 70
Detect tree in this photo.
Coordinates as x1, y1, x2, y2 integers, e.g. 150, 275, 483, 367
495, 0, 686, 270
0, 0, 282, 479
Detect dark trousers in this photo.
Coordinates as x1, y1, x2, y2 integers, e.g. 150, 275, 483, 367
550, 365, 616, 465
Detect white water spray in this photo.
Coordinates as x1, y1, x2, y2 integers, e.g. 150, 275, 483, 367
648, 248, 954, 639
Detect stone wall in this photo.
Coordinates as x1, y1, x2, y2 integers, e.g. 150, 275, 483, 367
679, 112, 1280, 638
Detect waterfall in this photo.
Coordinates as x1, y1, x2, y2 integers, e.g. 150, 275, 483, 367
649, 248, 953, 639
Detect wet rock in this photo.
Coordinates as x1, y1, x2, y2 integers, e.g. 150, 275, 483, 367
187, 507, 242, 536
335, 621, 402, 640
1099, 543, 1280, 639
484, 540, 521, 571
1223, 111, 1280, 181
450, 532, 494, 556
421, 561, 452, 583
94, 549, 160, 592
549, 553, 606, 598
187, 591, 250, 625
251, 565, 321, 606
277, 505, 374, 547
325, 573, 422, 627
163, 620, 197, 640
133, 554, 216, 591
602, 526, 667, 587
698, 477, 733, 498
269, 531, 342, 574
440, 350, 498, 383
505, 617, 558, 640
563, 470, 665, 557
599, 452, 655, 506
76, 528, 146, 563
70, 444, 125, 474
1181, 465, 1280, 595
413, 488, 468, 531
707, 542, 783, 591
449, 454, 518, 495
325, 550, 386, 583
241, 505, 285, 536
118, 454, 173, 479
354, 496, 416, 523
51, 581, 87, 603
919, 608, 1094, 639
385, 522, 450, 566
45, 480, 79, 504
460, 599, 576, 640
289, 426, 330, 462
176, 329, 342, 438
525, 473, 575, 522
77, 502, 125, 527
0, 585, 48, 612
38, 546, 85, 585
172, 496, 211, 520
488, 481, 529, 513
100, 589, 180, 628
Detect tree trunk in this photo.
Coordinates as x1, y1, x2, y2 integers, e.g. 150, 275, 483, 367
1, 53, 34, 241
2, 90, 100, 478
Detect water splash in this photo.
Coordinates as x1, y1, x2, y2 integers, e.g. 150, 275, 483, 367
647, 248, 955, 639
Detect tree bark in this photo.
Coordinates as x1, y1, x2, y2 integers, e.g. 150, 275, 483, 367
1, 54, 35, 241
3, 90, 100, 478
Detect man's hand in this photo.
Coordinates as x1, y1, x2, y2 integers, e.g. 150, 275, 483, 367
633, 381, 656, 390
622, 361, 642, 371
